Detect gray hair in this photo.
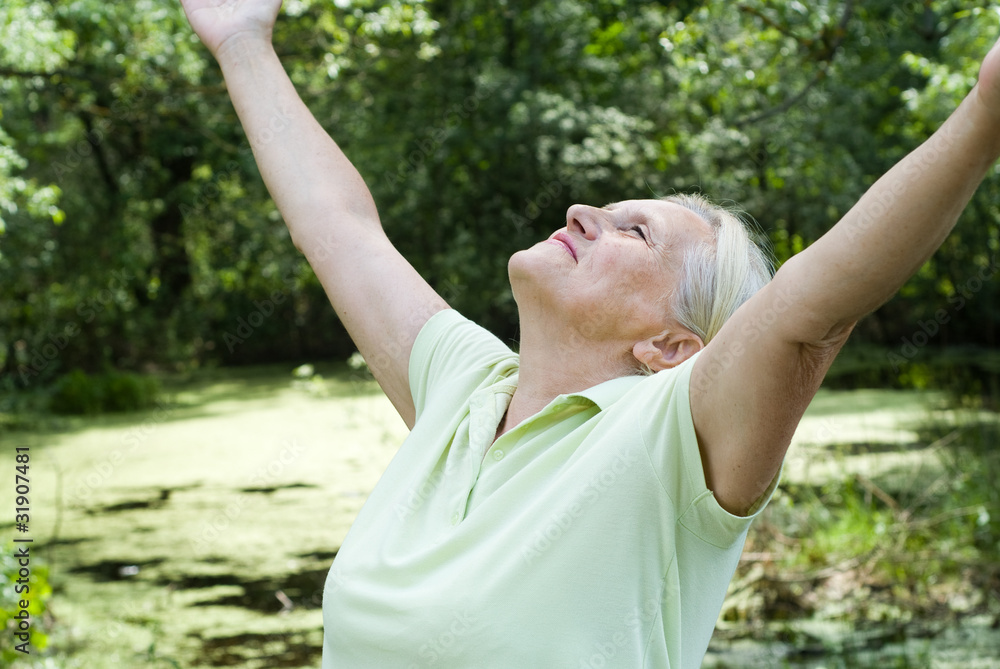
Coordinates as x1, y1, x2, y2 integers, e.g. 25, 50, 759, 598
662, 192, 774, 345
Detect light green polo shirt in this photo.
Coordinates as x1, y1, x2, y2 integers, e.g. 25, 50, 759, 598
322, 309, 778, 668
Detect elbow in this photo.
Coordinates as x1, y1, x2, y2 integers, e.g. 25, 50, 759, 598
285, 212, 386, 264
289, 228, 309, 256
286, 226, 311, 256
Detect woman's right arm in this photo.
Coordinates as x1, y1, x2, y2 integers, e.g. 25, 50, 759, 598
180, 0, 449, 428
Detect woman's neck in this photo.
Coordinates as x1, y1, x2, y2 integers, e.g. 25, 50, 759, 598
496, 316, 635, 439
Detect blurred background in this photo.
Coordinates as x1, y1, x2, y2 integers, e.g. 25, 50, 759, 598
1, 0, 999, 667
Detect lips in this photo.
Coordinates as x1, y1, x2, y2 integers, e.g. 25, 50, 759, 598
548, 232, 577, 261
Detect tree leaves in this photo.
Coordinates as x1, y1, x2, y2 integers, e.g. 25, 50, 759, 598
1, 0, 999, 382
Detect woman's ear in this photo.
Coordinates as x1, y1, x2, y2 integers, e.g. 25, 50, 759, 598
633, 329, 705, 372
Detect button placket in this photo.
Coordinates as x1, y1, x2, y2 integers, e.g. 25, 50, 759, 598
468, 389, 496, 459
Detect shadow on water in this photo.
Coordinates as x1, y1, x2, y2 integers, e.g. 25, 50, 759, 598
85, 487, 186, 513
707, 617, 1000, 668
66, 546, 337, 666
199, 632, 322, 668
240, 482, 318, 494
70, 558, 167, 582
172, 562, 333, 665
174, 566, 331, 612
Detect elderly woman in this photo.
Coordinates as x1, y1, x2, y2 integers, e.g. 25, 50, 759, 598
181, 1, 1000, 667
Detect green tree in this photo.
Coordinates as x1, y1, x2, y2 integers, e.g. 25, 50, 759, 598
1, 0, 998, 392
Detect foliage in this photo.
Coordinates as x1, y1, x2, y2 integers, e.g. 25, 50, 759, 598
0, 0, 999, 388
0, 542, 52, 664
827, 345, 1000, 407
741, 416, 1000, 627
49, 368, 161, 415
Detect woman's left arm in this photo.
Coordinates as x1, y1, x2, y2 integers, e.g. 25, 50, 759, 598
689, 38, 1000, 516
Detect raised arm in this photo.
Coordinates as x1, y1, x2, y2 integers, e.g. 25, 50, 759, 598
180, 0, 448, 427
691, 39, 1000, 515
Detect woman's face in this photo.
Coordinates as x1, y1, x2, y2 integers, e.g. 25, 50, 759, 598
508, 198, 713, 347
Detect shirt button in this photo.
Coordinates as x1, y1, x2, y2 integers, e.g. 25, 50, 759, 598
451, 513, 461, 525
493, 450, 505, 461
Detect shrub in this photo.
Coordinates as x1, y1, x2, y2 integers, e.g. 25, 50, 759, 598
101, 371, 160, 412
49, 369, 103, 415
49, 369, 160, 415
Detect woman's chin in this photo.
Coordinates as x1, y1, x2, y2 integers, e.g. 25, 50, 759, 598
507, 247, 540, 284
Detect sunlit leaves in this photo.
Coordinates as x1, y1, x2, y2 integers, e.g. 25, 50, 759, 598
361, 1, 440, 38
0, 0, 76, 71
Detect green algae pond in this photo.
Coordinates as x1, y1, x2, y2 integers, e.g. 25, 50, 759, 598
2, 365, 999, 668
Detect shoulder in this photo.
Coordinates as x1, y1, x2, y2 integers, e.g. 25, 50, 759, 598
603, 355, 774, 541
409, 309, 518, 419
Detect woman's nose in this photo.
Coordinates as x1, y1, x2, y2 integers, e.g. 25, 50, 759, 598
565, 204, 602, 240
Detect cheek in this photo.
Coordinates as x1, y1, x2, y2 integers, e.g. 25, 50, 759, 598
592, 247, 637, 283
596, 251, 666, 298
623, 265, 674, 323
581, 258, 665, 325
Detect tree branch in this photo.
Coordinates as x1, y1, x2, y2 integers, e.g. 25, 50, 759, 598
0, 66, 101, 86
78, 111, 120, 204
737, 5, 813, 48
735, 0, 855, 128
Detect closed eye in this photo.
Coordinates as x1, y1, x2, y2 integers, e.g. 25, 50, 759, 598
630, 225, 647, 242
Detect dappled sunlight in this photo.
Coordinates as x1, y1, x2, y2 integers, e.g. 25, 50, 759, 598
787, 388, 1000, 489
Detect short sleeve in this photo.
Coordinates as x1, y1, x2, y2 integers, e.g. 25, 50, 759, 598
408, 309, 517, 421
636, 352, 782, 548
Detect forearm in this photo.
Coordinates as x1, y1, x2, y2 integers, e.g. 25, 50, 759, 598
215, 37, 380, 250
780, 84, 1000, 340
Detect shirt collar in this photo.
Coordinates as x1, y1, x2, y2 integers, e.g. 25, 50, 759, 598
559, 350, 704, 410
565, 374, 645, 410
489, 370, 641, 413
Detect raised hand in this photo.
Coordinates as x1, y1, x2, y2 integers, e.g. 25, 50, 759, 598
179, 0, 283, 59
